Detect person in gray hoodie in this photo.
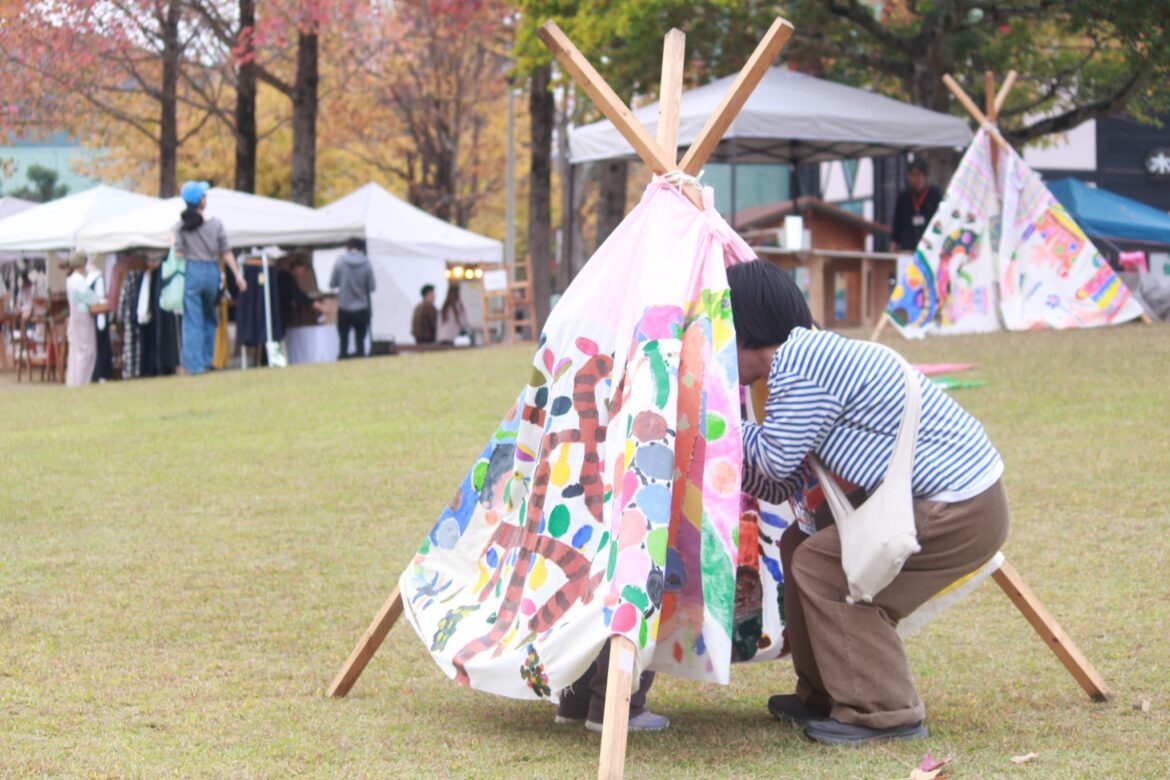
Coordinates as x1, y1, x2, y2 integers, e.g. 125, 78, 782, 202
330, 237, 376, 358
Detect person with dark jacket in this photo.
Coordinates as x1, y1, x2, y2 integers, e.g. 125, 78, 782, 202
891, 158, 942, 252
411, 284, 438, 344
329, 238, 376, 358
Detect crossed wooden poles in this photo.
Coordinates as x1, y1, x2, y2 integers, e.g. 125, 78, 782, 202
327, 31, 1109, 780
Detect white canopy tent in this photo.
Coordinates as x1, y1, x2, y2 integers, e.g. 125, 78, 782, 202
0, 185, 159, 252
0, 197, 38, 266
76, 187, 363, 252
314, 182, 503, 344
569, 67, 974, 166
0, 196, 36, 222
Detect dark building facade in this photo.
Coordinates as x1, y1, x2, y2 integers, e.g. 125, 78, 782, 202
1033, 113, 1170, 212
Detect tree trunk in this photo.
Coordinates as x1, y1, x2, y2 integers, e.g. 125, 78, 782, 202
907, 17, 959, 185
234, 0, 257, 193
556, 85, 573, 292
290, 29, 319, 206
528, 64, 554, 331
157, 0, 181, 198
594, 160, 627, 252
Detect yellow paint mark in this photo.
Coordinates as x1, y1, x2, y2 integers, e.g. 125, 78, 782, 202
473, 563, 490, 593
683, 481, 703, 528
529, 555, 548, 589
551, 444, 571, 487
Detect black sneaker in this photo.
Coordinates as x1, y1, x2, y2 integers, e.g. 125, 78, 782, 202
767, 694, 828, 725
804, 717, 928, 745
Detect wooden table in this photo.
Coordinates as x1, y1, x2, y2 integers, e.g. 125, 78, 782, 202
754, 247, 900, 329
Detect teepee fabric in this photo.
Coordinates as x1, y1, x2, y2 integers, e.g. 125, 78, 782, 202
886, 129, 1143, 337
400, 180, 767, 700
998, 151, 1144, 329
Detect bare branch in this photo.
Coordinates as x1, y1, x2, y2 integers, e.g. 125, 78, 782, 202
1010, 65, 1152, 144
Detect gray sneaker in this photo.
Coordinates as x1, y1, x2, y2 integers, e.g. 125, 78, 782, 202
804, 717, 928, 745
554, 714, 586, 726
585, 710, 671, 733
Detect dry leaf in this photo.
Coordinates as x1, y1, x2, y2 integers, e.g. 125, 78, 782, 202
1133, 698, 1152, 714
908, 751, 955, 779
1011, 752, 1039, 764
908, 769, 942, 780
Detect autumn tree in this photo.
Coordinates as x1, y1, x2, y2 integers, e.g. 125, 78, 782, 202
187, 0, 376, 204
0, 0, 216, 197
332, 0, 513, 226
787, 0, 1170, 146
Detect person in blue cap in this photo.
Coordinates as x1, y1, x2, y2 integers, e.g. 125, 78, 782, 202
175, 181, 247, 375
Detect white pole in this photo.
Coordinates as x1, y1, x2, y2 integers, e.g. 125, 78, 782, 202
238, 253, 247, 370
261, 252, 273, 366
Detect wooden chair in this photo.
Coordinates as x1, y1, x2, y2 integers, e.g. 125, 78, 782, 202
50, 311, 69, 383
509, 255, 537, 342
16, 311, 53, 383
0, 301, 14, 371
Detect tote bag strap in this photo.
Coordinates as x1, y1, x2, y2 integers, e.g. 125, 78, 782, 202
810, 346, 922, 518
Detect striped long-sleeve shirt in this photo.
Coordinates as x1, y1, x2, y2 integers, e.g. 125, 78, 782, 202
742, 327, 1003, 506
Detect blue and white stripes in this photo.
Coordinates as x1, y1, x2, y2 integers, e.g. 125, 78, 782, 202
742, 328, 1003, 505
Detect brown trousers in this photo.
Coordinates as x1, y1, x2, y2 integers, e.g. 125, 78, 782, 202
556, 640, 656, 722
780, 478, 1010, 729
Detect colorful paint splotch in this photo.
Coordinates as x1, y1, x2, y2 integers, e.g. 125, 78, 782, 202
399, 181, 779, 699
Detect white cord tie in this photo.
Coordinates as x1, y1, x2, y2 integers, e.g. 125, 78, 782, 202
654, 168, 705, 191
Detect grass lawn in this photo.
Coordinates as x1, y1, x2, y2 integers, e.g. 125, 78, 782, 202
2, 324, 1168, 778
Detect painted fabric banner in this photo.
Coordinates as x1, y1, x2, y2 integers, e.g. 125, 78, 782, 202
886, 129, 1143, 336
400, 180, 771, 700
886, 131, 1001, 338
997, 145, 1145, 329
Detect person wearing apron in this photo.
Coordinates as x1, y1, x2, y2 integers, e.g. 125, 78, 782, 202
64, 251, 99, 386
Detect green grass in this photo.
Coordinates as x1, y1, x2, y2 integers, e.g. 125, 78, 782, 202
2, 325, 1168, 778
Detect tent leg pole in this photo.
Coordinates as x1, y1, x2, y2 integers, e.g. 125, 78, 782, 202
328, 583, 404, 698
992, 560, 1110, 702
597, 635, 637, 780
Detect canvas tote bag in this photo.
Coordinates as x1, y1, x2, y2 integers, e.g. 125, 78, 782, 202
811, 348, 922, 604
158, 246, 186, 314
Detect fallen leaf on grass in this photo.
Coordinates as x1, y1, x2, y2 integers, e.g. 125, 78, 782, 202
908, 750, 954, 779
1133, 698, 1152, 714
1011, 752, 1039, 764
909, 769, 943, 780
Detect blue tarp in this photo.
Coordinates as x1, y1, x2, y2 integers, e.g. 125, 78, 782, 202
1047, 177, 1170, 247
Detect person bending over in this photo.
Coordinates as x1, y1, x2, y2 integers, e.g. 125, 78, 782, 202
727, 260, 1009, 745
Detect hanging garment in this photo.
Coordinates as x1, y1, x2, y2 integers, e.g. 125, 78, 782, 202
119, 269, 143, 379
88, 271, 113, 381
141, 265, 179, 376
213, 294, 230, 369
400, 181, 760, 699
136, 269, 152, 325
236, 262, 284, 346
